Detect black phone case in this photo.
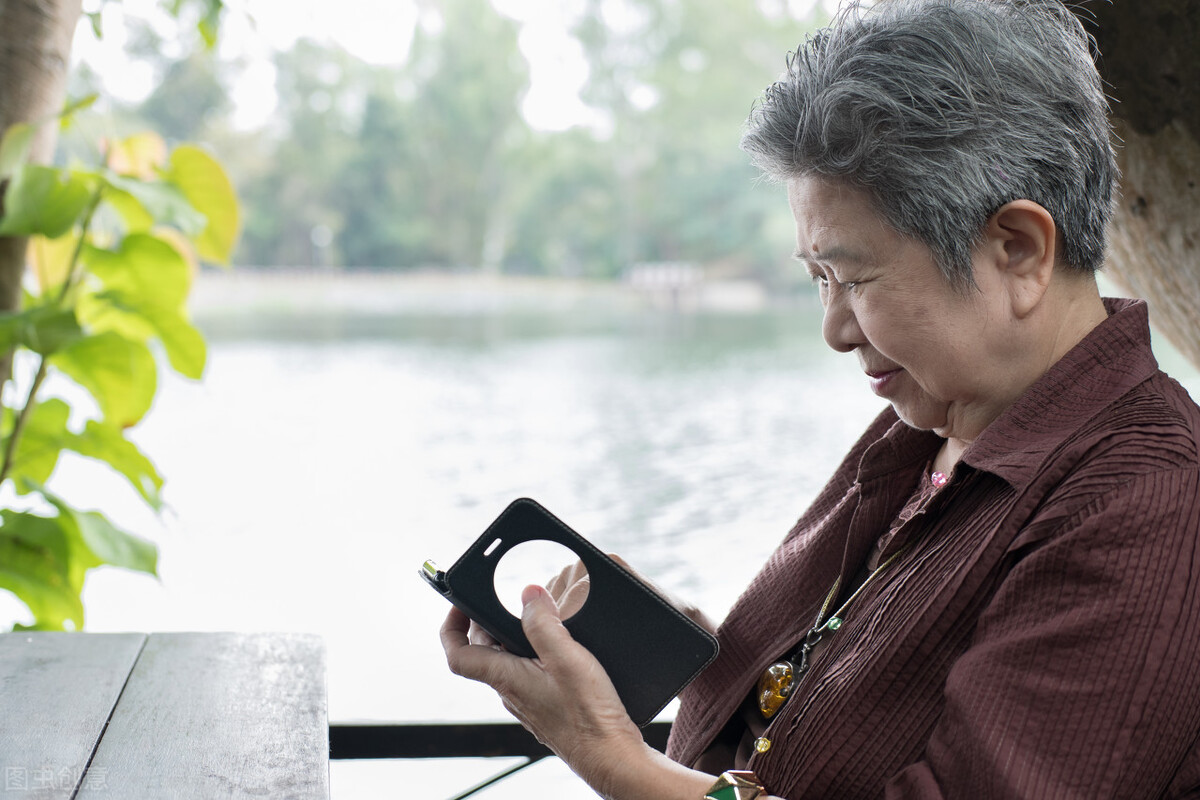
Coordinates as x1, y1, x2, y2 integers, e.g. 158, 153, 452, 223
421, 497, 719, 727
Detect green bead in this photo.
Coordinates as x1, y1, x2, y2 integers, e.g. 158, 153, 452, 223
827, 617, 842, 630
705, 788, 739, 800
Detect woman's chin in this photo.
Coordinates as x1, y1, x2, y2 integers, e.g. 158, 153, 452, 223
888, 399, 951, 435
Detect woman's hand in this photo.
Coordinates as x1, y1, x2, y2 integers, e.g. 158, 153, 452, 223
441, 583, 649, 792
442, 588, 775, 798
443, 563, 740, 799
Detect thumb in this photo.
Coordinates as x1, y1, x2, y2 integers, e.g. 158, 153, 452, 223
521, 583, 569, 657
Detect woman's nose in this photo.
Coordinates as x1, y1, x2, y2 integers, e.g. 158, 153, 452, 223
821, 290, 864, 353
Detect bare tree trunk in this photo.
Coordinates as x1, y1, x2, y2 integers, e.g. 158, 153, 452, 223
1108, 119, 1200, 368
0, 0, 83, 348
1076, 1, 1200, 369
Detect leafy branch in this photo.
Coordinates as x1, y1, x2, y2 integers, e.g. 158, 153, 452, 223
0, 190, 103, 487
0, 110, 239, 630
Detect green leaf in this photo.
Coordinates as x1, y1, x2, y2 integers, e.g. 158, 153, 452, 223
139, 303, 206, 379
0, 165, 95, 238
75, 510, 157, 575
105, 173, 206, 236
29, 231, 79, 294
86, 11, 103, 39
70, 420, 164, 510
84, 234, 191, 311
107, 132, 168, 180
76, 290, 156, 343
198, 3, 221, 49
0, 510, 82, 629
81, 292, 207, 380
51, 332, 157, 428
60, 94, 99, 122
0, 122, 34, 178
6, 399, 72, 490
41, 490, 157, 577
103, 186, 155, 232
0, 307, 83, 355
79, 235, 206, 379
165, 145, 239, 265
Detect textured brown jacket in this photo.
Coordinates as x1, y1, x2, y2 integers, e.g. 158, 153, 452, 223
668, 299, 1200, 799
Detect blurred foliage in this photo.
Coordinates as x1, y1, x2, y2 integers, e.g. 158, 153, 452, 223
80, 0, 821, 281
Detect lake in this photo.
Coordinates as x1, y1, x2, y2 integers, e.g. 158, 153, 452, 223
8, 272, 1196, 798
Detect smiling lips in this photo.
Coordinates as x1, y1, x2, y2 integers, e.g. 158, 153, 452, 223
865, 367, 902, 395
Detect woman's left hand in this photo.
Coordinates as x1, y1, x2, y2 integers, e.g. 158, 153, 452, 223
440, 583, 648, 792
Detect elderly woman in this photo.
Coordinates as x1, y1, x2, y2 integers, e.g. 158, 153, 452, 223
441, 0, 1200, 797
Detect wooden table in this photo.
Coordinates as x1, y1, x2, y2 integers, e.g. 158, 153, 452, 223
0, 632, 329, 799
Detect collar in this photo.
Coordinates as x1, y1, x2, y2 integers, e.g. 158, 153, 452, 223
962, 297, 1159, 490
856, 414, 941, 484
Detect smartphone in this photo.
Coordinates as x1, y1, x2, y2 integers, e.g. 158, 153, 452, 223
421, 497, 719, 727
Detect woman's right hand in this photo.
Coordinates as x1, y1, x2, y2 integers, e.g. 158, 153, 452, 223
545, 554, 719, 634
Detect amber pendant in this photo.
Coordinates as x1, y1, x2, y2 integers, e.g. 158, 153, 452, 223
756, 661, 795, 719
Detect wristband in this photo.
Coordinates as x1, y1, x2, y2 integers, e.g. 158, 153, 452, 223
703, 770, 767, 800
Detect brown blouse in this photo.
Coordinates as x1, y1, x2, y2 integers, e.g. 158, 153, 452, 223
668, 299, 1200, 798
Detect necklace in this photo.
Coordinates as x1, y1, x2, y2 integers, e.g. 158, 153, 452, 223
756, 545, 910, 720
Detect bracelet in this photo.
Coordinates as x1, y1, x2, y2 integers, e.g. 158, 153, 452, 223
703, 770, 767, 800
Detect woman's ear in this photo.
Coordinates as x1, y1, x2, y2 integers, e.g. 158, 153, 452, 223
979, 200, 1057, 318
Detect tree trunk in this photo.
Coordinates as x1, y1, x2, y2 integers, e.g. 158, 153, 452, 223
0, 0, 82, 350
1076, 1, 1200, 369
1107, 120, 1200, 368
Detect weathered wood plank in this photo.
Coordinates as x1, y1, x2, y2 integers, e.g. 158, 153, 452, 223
79, 633, 328, 799
0, 632, 146, 800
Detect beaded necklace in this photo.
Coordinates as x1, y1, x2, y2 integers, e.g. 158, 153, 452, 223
756, 544, 911, 720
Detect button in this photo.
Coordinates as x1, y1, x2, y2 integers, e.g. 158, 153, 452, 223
754, 737, 772, 754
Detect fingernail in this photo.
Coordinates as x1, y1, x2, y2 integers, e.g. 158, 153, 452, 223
521, 584, 541, 607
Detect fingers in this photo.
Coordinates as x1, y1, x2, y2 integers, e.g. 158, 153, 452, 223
546, 559, 588, 604
520, 583, 574, 660
557, 574, 591, 619
468, 620, 500, 648
442, 583, 645, 784
440, 607, 512, 683
440, 605, 471, 649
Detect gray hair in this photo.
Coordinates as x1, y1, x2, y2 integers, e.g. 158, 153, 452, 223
742, 0, 1118, 284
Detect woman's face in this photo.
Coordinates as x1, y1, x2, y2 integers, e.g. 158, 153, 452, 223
788, 176, 1020, 446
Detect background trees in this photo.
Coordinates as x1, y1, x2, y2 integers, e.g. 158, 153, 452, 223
104, 0, 817, 279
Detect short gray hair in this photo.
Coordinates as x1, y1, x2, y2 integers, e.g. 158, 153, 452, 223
742, 0, 1118, 284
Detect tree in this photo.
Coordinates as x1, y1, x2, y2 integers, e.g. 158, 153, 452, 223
503, 127, 623, 277
570, 0, 813, 278
395, 0, 530, 271
0, 1, 226, 344
237, 39, 369, 267
238, 0, 531, 271
1074, 1, 1200, 370
0, 1, 82, 374
0, 1, 239, 630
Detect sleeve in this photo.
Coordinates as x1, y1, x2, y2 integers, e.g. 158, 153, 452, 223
885, 468, 1200, 800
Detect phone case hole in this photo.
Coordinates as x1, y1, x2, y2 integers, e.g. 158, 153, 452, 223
493, 540, 587, 619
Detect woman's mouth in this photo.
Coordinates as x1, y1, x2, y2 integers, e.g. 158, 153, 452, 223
866, 368, 902, 395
